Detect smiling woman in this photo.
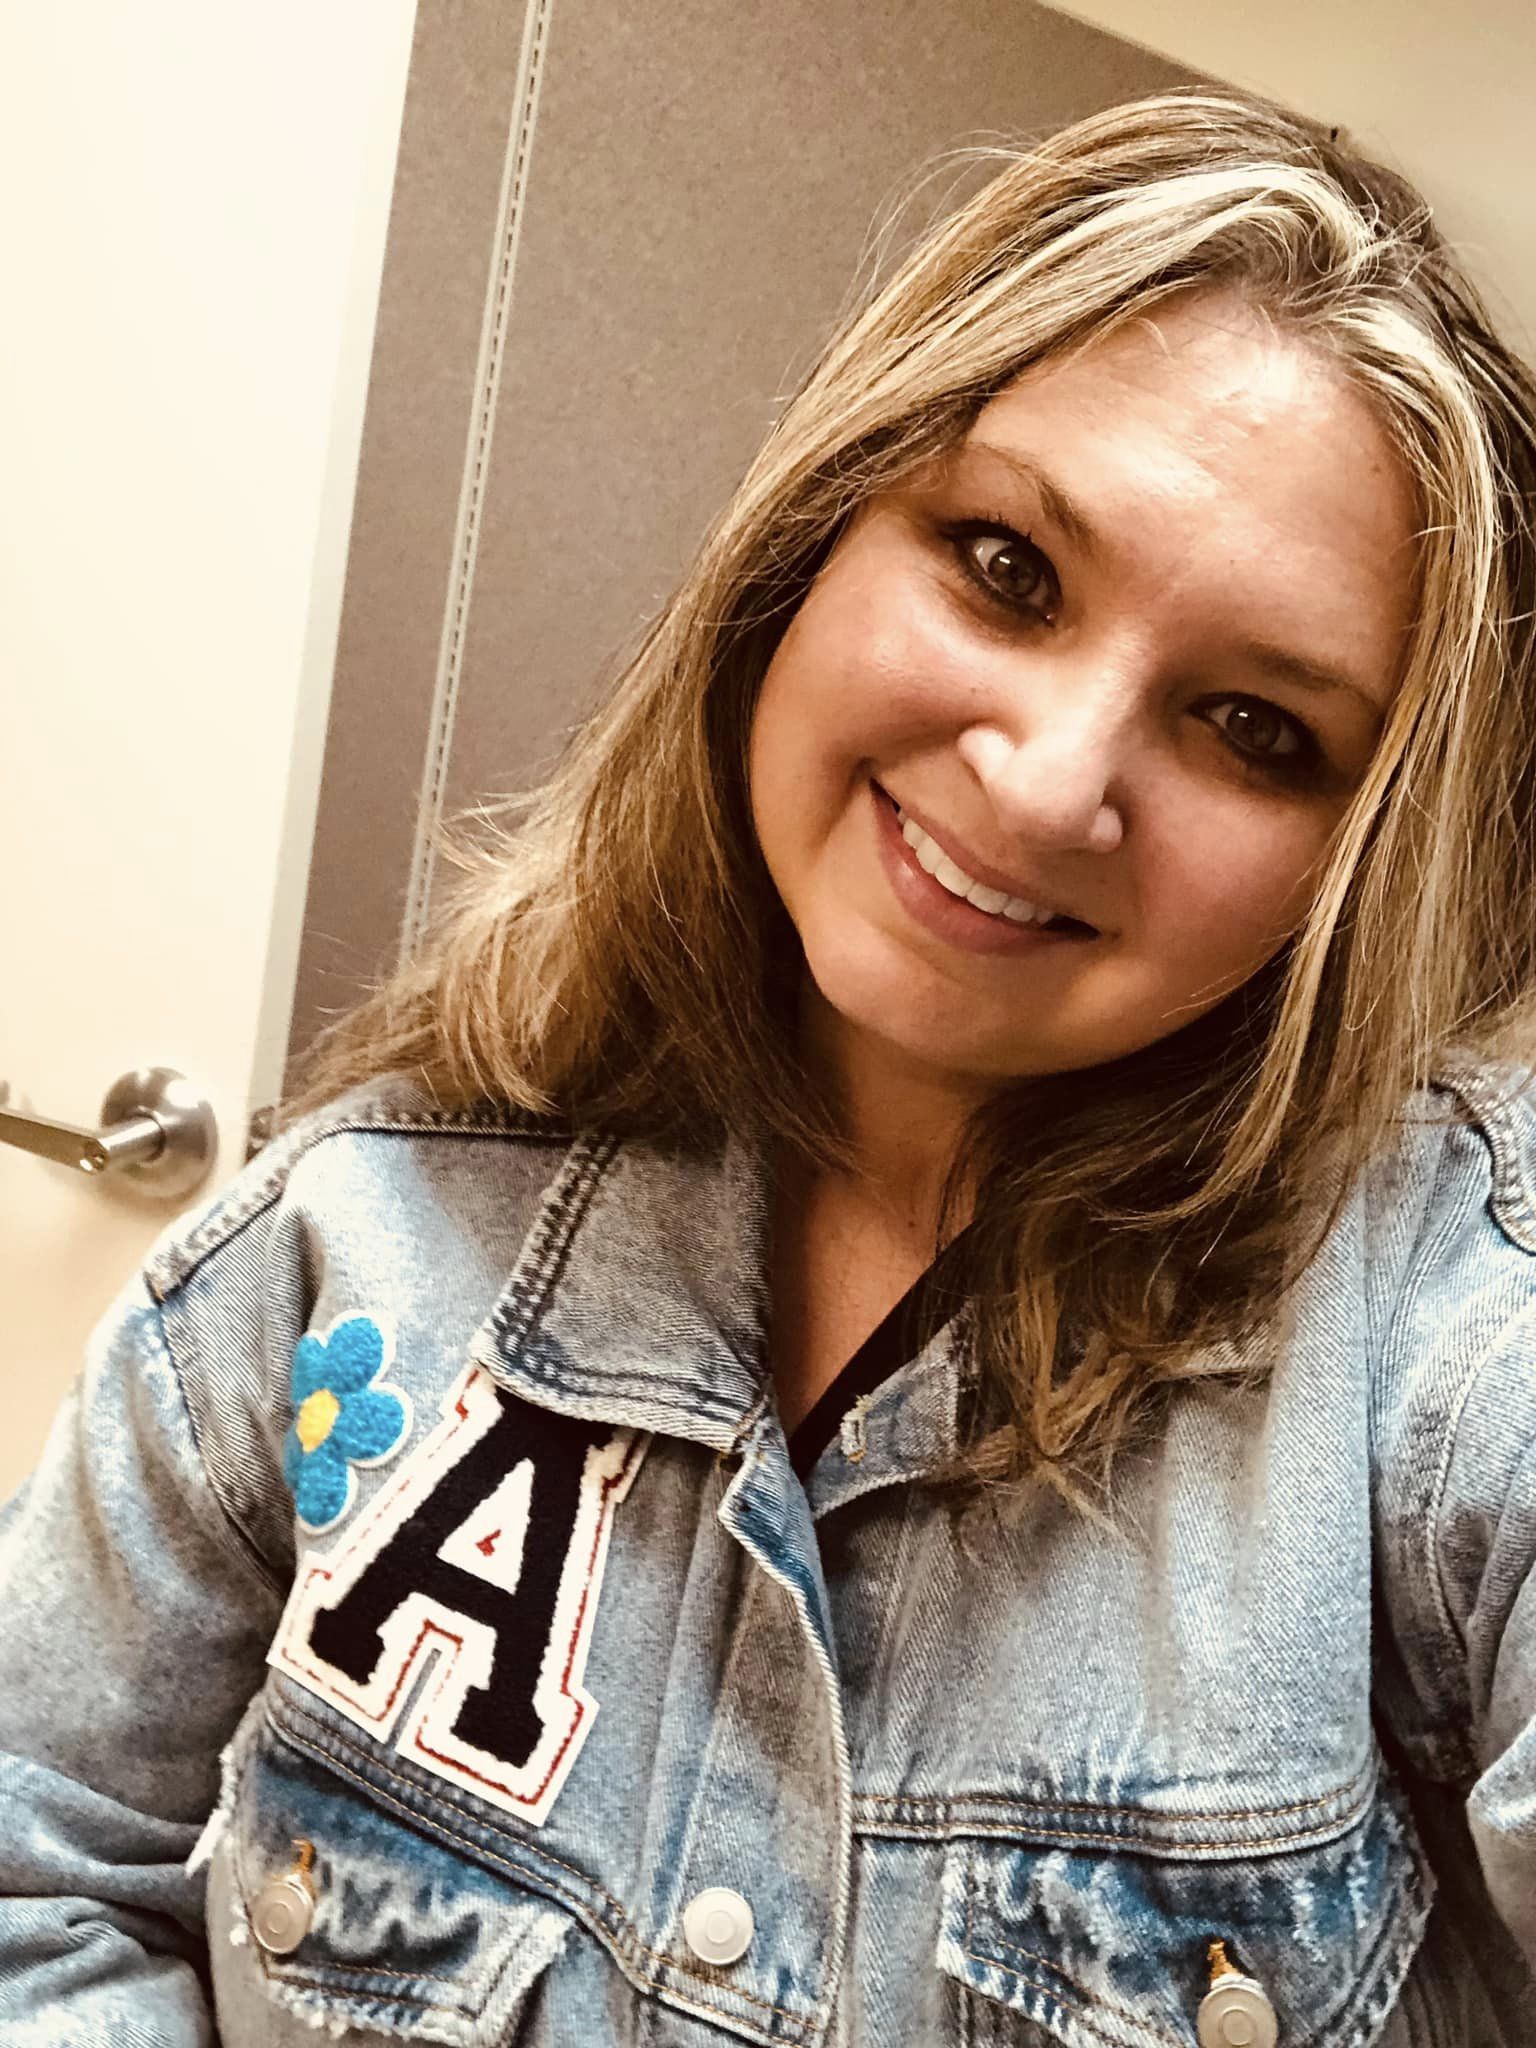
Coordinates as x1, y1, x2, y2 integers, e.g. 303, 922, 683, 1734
9, 84, 1536, 2048
278, 87, 1536, 1507
747, 288, 1418, 1103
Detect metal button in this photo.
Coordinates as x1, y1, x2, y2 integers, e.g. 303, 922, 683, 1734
251, 1839, 318, 1955
1197, 1941, 1277, 2048
682, 1886, 754, 1965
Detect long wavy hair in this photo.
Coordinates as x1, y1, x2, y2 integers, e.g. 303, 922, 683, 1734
279, 87, 1536, 1510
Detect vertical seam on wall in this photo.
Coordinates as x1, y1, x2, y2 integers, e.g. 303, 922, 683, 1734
400, 0, 555, 964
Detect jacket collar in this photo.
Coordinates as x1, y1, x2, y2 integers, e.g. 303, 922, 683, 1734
470, 1123, 777, 1453
467, 1120, 973, 1492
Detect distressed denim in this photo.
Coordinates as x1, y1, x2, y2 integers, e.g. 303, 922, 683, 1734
3, 1055, 1536, 2046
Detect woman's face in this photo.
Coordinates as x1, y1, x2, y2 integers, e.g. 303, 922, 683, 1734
747, 289, 1419, 1092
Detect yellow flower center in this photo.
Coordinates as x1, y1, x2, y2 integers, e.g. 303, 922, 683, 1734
296, 1387, 341, 1454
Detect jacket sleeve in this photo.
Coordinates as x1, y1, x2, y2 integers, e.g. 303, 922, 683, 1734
1435, 1296, 1536, 1970
0, 1260, 286, 2045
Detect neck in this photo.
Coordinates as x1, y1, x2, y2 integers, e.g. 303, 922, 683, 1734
793, 979, 982, 1246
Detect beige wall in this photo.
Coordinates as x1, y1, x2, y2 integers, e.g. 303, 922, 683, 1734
1054, 0, 1536, 352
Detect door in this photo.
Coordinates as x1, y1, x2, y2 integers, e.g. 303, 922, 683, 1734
0, 1, 418, 1498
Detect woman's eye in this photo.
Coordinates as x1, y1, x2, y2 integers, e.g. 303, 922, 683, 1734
939, 520, 1323, 785
1207, 698, 1316, 772
945, 521, 1058, 621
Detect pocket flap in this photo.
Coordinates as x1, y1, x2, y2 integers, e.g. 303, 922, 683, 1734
936, 1781, 1434, 2048
220, 1709, 574, 2046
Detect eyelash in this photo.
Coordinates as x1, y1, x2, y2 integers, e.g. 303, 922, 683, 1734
939, 513, 1325, 786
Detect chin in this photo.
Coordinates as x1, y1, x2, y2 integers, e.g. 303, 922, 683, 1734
802, 949, 1021, 1083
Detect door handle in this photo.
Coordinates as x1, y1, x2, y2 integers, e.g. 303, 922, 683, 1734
0, 1067, 218, 1198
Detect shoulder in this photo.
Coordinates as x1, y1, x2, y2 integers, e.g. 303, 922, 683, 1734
1366, 1048, 1536, 1781
140, 1071, 575, 1305
1356, 1049, 1536, 1496
1408, 1049, 1536, 1249
129, 1073, 580, 1581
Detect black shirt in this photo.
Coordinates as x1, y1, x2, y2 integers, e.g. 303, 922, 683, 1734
784, 1221, 978, 1480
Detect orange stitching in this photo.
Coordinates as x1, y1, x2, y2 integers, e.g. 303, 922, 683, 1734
978, 1931, 1192, 2048
863, 1809, 1363, 1855
268, 1708, 819, 2033
960, 1854, 1186, 2048
857, 1768, 1370, 1825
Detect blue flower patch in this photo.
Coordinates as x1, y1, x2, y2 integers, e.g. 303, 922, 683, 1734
282, 1312, 413, 1533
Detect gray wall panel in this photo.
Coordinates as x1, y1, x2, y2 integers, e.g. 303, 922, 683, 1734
293, 0, 537, 1040
447, 0, 1194, 809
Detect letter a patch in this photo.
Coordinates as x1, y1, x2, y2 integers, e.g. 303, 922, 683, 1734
269, 1361, 646, 1824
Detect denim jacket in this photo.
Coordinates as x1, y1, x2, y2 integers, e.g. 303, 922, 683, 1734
4, 1055, 1536, 2048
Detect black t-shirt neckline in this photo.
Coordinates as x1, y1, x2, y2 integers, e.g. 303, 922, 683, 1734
784, 1220, 978, 1481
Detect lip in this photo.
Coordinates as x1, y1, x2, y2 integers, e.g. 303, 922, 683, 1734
869, 780, 1100, 958
876, 783, 1099, 930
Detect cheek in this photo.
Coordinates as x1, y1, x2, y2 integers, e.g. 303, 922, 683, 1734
784, 568, 980, 751
745, 655, 842, 911
750, 600, 964, 836
1153, 814, 1329, 969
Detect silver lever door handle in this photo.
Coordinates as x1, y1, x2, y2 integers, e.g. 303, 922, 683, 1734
0, 1067, 218, 1198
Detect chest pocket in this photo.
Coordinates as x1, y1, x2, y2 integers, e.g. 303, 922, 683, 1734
935, 1773, 1435, 2048
208, 1693, 577, 2047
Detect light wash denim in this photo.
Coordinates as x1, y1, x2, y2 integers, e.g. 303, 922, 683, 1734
3, 1054, 1536, 2047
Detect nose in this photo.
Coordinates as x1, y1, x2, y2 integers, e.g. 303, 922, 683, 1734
955, 664, 1132, 856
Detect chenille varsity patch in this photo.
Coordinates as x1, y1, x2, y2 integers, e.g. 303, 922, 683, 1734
269, 1360, 647, 1826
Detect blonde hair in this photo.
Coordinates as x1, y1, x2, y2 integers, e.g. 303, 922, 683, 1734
280, 88, 1536, 1509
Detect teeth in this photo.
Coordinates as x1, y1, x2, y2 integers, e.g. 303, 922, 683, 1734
897, 810, 1056, 926
911, 832, 945, 878
966, 882, 1010, 915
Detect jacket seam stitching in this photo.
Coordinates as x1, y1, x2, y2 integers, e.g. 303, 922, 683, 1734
148, 1108, 571, 1296
145, 1183, 283, 1305
964, 1852, 1188, 2048
884, 1810, 1361, 1854
1429, 1065, 1536, 1253
957, 1806, 1423, 2043
1374, 1096, 1536, 1775
232, 1821, 479, 2014
266, 1700, 820, 2032
1425, 1300, 1536, 1770
855, 1776, 1366, 1826
276, 1673, 1366, 1862
491, 1134, 620, 1354
1427, 1349, 1496, 1667
151, 1292, 286, 1600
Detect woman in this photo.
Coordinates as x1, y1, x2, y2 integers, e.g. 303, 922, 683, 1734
3, 87, 1536, 2046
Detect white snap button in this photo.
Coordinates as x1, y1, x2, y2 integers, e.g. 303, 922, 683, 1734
251, 1870, 315, 1954
682, 1886, 754, 1965
1196, 1976, 1278, 2048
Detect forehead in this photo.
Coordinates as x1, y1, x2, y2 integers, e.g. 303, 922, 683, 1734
948, 291, 1420, 642
966, 290, 1411, 525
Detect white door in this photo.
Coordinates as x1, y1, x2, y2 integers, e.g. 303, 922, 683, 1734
0, 2, 418, 1499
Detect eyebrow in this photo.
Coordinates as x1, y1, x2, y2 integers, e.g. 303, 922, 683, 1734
962, 440, 1106, 562
959, 438, 1387, 720
1235, 640, 1386, 720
